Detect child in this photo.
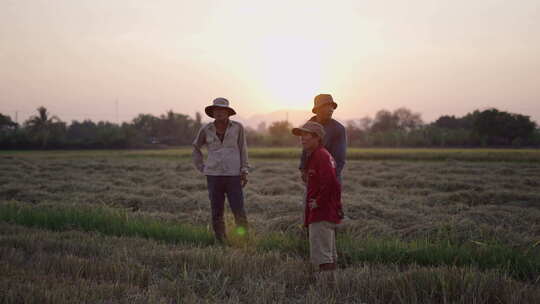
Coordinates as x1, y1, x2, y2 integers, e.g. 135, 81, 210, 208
292, 121, 343, 283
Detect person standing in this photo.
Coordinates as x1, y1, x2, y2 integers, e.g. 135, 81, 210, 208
292, 121, 343, 282
192, 97, 249, 243
299, 94, 347, 184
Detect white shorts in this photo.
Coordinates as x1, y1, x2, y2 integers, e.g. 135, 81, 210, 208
308, 221, 337, 266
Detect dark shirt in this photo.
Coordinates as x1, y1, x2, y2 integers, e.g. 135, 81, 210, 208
299, 116, 347, 177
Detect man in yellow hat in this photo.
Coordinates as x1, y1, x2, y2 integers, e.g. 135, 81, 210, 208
299, 94, 347, 185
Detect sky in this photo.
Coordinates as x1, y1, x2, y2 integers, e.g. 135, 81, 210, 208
1, 0, 539, 127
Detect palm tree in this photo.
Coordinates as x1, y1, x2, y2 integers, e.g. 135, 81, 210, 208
24, 106, 60, 148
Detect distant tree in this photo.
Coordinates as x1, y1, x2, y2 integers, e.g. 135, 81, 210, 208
533, 128, 540, 146
393, 107, 423, 130
158, 110, 196, 145
506, 113, 537, 146
434, 115, 457, 129
95, 122, 126, 148
434, 112, 477, 130
268, 120, 294, 146
407, 128, 430, 147
24, 106, 64, 148
357, 116, 374, 146
245, 126, 264, 146
121, 122, 145, 148
473, 108, 536, 145
358, 116, 373, 131
0, 113, 21, 149
132, 114, 160, 140
268, 120, 292, 137
346, 120, 364, 146
460, 111, 479, 129
434, 115, 463, 129
371, 110, 399, 133
67, 120, 98, 147
0, 113, 18, 130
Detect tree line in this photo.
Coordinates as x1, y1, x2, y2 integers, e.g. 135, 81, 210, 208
0, 107, 202, 149
343, 108, 539, 148
0, 106, 539, 149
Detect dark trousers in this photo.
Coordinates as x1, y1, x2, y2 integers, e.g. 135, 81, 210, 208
206, 175, 248, 241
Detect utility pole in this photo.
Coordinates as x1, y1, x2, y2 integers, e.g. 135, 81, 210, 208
15, 111, 18, 124
115, 99, 119, 124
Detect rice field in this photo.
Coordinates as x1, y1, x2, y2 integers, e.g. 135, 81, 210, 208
1, 149, 540, 303
2, 147, 540, 162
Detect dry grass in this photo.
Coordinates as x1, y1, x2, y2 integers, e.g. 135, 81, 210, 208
1, 152, 540, 303
2, 223, 539, 304
2, 147, 540, 162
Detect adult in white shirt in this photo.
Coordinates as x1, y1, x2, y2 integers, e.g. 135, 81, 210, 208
192, 97, 249, 243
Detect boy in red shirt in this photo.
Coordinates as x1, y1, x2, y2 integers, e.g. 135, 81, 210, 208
292, 121, 343, 282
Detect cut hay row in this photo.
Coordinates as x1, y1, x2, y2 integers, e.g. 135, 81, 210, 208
3, 222, 539, 304
2, 203, 539, 282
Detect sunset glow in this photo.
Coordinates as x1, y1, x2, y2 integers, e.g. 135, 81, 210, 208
257, 35, 326, 110
1, 0, 539, 125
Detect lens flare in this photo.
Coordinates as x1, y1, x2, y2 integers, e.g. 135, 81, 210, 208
235, 226, 247, 236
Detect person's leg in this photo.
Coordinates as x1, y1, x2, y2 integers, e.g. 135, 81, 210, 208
331, 223, 338, 264
207, 176, 226, 242
303, 186, 308, 239
225, 175, 248, 236
309, 221, 337, 285
309, 221, 337, 266
322, 221, 338, 265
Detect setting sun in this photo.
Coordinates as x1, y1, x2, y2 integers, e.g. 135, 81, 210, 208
256, 35, 327, 110
260, 37, 325, 110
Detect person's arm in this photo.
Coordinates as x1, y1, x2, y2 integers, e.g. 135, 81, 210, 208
313, 154, 336, 208
237, 124, 250, 186
333, 125, 347, 176
192, 126, 206, 173
299, 150, 308, 183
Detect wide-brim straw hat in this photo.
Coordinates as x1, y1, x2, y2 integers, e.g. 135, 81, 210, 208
312, 94, 338, 114
205, 97, 237, 118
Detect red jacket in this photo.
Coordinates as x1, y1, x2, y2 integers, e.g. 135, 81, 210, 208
304, 145, 342, 227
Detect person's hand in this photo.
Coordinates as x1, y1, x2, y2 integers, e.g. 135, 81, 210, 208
240, 173, 248, 187
300, 169, 307, 184
308, 198, 318, 210
337, 209, 345, 220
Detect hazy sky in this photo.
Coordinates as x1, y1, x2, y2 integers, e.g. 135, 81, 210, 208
1, 0, 539, 125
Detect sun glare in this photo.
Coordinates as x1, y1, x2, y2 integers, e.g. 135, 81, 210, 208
257, 36, 328, 110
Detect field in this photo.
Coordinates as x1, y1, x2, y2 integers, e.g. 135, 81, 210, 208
1, 149, 540, 303
2, 147, 540, 162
